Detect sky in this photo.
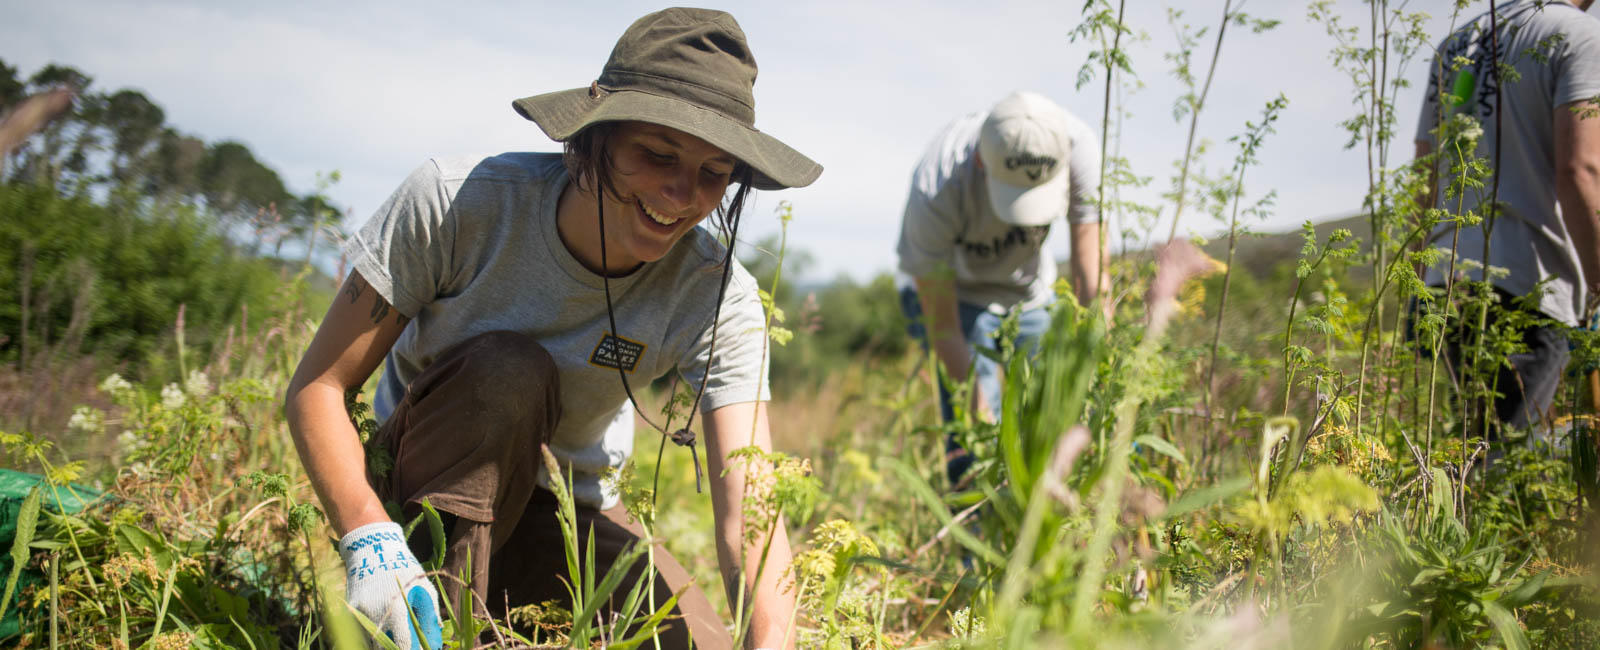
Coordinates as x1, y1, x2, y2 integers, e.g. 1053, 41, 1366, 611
5, 1, 1596, 284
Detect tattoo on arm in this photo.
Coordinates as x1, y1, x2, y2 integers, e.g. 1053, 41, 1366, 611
343, 276, 365, 304
368, 295, 391, 325
347, 274, 406, 326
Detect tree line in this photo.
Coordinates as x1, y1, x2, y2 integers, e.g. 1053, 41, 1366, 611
0, 56, 912, 394
0, 58, 328, 383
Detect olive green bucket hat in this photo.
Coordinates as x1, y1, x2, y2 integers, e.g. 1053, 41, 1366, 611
512, 7, 821, 191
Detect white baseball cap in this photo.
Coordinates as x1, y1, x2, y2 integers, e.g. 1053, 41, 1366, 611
978, 91, 1073, 227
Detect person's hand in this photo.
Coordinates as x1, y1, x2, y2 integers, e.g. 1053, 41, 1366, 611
339, 522, 443, 650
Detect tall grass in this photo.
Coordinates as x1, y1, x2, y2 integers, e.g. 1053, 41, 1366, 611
4, 1, 1600, 648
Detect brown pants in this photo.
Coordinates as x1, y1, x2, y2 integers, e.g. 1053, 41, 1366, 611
370, 331, 731, 648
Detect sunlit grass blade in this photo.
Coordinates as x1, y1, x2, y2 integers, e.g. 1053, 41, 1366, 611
885, 458, 1004, 567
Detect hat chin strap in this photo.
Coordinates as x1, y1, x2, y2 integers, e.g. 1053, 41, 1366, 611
594, 190, 744, 500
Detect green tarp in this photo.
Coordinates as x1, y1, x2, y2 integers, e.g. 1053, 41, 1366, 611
0, 469, 103, 641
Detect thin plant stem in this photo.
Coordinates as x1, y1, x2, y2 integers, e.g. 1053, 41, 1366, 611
1468, 0, 1506, 455
1205, 123, 1266, 417
1282, 244, 1338, 416
751, 202, 793, 447
1094, 0, 1127, 303
1166, 0, 1236, 245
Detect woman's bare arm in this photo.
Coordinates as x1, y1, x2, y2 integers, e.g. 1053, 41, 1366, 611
283, 270, 412, 535
703, 400, 797, 650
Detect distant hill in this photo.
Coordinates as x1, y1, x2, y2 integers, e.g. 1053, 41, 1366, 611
1064, 211, 1379, 284
1200, 211, 1371, 280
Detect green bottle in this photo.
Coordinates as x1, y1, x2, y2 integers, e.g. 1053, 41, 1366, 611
1449, 67, 1477, 111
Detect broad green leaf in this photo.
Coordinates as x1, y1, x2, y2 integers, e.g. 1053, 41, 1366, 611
419, 499, 446, 571
1134, 434, 1188, 465
1161, 476, 1249, 519
1502, 570, 1549, 607
0, 485, 42, 619
1483, 601, 1529, 650
116, 523, 175, 571
1409, 567, 1446, 587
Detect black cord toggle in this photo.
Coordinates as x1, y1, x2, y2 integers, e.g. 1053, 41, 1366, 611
669, 428, 696, 446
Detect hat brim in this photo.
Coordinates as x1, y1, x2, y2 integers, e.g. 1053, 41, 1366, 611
985, 167, 1068, 227
512, 87, 821, 191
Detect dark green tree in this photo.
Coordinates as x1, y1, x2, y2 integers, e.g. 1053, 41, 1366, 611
102, 89, 165, 182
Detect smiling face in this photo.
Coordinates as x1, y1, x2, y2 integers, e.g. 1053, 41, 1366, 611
558, 121, 740, 274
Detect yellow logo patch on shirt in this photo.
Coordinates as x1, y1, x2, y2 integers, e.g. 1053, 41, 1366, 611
589, 332, 646, 373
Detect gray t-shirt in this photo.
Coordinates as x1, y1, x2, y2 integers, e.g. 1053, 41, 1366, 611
1416, 0, 1600, 326
345, 153, 770, 509
895, 111, 1101, 311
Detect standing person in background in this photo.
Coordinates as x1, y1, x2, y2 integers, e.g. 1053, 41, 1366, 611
1414, 0, 1600, 437
282, 8, 821, 649
896, 91, 1103, 487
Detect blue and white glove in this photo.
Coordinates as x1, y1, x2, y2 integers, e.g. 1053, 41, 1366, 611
339, 522, 443, 650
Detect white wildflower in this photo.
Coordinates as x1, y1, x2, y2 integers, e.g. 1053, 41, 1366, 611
183, 370, 212, 397
67, 406, 103, 436
160, 383, 186, 409
948, 606, 986, 638
116, 430, 143, 455
99, 373, 133, 396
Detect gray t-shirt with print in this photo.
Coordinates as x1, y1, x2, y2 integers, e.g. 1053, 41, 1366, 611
896, 111, 1101, 312
1416, 0, 1600, 326
345, 152, 770, 509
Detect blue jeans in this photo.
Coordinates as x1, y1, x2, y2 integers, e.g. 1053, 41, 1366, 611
899, 286, 1052, 484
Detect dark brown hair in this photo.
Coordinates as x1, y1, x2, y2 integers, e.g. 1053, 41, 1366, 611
561, 121, 756, 243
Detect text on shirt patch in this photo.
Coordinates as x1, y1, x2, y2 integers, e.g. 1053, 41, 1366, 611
589, 332, 646, 373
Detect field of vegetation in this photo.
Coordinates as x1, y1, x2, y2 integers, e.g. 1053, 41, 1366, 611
4, 1, 1600, 648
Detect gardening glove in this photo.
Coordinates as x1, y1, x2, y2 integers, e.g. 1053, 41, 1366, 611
339, 521, 443, 650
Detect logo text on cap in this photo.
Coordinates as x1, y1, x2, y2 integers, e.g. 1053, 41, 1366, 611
1004, 153, 1058, 181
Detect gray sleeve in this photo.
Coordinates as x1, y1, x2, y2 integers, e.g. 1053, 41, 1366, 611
1554, 14, 1600, 107
342, 161, 456, 317
896, 169, 961, 278
1065, 119, 1103, 225
681, 262, 771, 410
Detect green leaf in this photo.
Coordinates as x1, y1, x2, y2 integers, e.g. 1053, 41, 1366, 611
1161, 476, 1249, 519
0, 485, 42, 619
768, 325, 793, 346
886, 458, 1005, 566
1484, 601, 1529, 650
1502, 570, 1549, 607
115, 523, 175, 571
573, 524, 647, 644
343, 600, 402, 650
419, 499, 447, 571
608, 589, 684, 650
1428, 467, 1452, 520
1134, 434, 1188, 465
1409, 567, 1446, 587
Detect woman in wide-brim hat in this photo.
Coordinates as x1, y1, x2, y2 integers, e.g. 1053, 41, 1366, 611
284, 8, 820, 649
